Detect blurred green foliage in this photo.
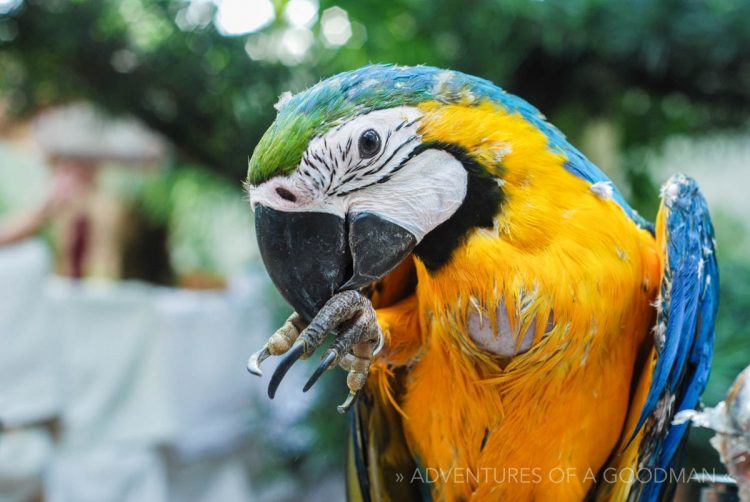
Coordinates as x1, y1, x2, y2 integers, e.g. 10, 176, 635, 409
0, 142, 47, 212
2, 0, 750, 197
703, 212, 750, 405
136, 165, 256, 275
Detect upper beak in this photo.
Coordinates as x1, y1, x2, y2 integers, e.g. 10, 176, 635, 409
255, 206, 417, 322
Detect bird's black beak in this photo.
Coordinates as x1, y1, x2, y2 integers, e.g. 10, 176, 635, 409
255, 206, 417, 322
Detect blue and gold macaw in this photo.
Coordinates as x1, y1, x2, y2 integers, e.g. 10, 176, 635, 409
244, 65, 719, 501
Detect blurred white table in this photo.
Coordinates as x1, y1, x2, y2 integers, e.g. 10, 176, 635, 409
1, 238, 274, 502
0, 239, 60, 426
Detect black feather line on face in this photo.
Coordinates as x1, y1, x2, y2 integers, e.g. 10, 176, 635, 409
413, 141, 505, 272
333, 135, 420, 197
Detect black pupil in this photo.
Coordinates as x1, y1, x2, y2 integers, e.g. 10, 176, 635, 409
358, 129, 381, 158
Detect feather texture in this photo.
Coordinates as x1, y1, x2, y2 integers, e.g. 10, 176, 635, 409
351, 100, 669, 501
250, 65, 717, 502
599, 174, 718, 501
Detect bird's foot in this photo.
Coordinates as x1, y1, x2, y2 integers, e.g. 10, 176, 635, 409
246, 290, 383, 413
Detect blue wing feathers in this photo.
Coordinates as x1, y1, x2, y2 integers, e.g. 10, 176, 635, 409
632, 175, 719, 501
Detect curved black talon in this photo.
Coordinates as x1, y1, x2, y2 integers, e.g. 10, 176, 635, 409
303, 350, 337, 393
268, 342, 305, 399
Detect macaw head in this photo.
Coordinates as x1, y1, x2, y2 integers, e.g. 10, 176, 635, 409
246, 64, 612, 321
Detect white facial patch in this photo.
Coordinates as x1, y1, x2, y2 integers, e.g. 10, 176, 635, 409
347, 149, 466, 240
248, 106, 467, 241
250, 106, 423, 216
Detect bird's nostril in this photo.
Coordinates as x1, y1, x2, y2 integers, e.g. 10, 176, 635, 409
276, 187, 297, 202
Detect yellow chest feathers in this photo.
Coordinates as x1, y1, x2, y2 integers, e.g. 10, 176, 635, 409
413, 99, 660, 372
374, 99, 662, 501
399, 205, 658, 500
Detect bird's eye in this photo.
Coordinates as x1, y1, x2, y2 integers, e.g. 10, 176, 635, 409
358, 129, 381, 158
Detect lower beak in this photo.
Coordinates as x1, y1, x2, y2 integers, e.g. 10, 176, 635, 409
255, 206, 417, 322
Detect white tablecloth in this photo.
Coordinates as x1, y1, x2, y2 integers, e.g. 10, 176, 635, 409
47, 279, 178, 449
0, 239, 60, 426
0, 239, 276, 501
